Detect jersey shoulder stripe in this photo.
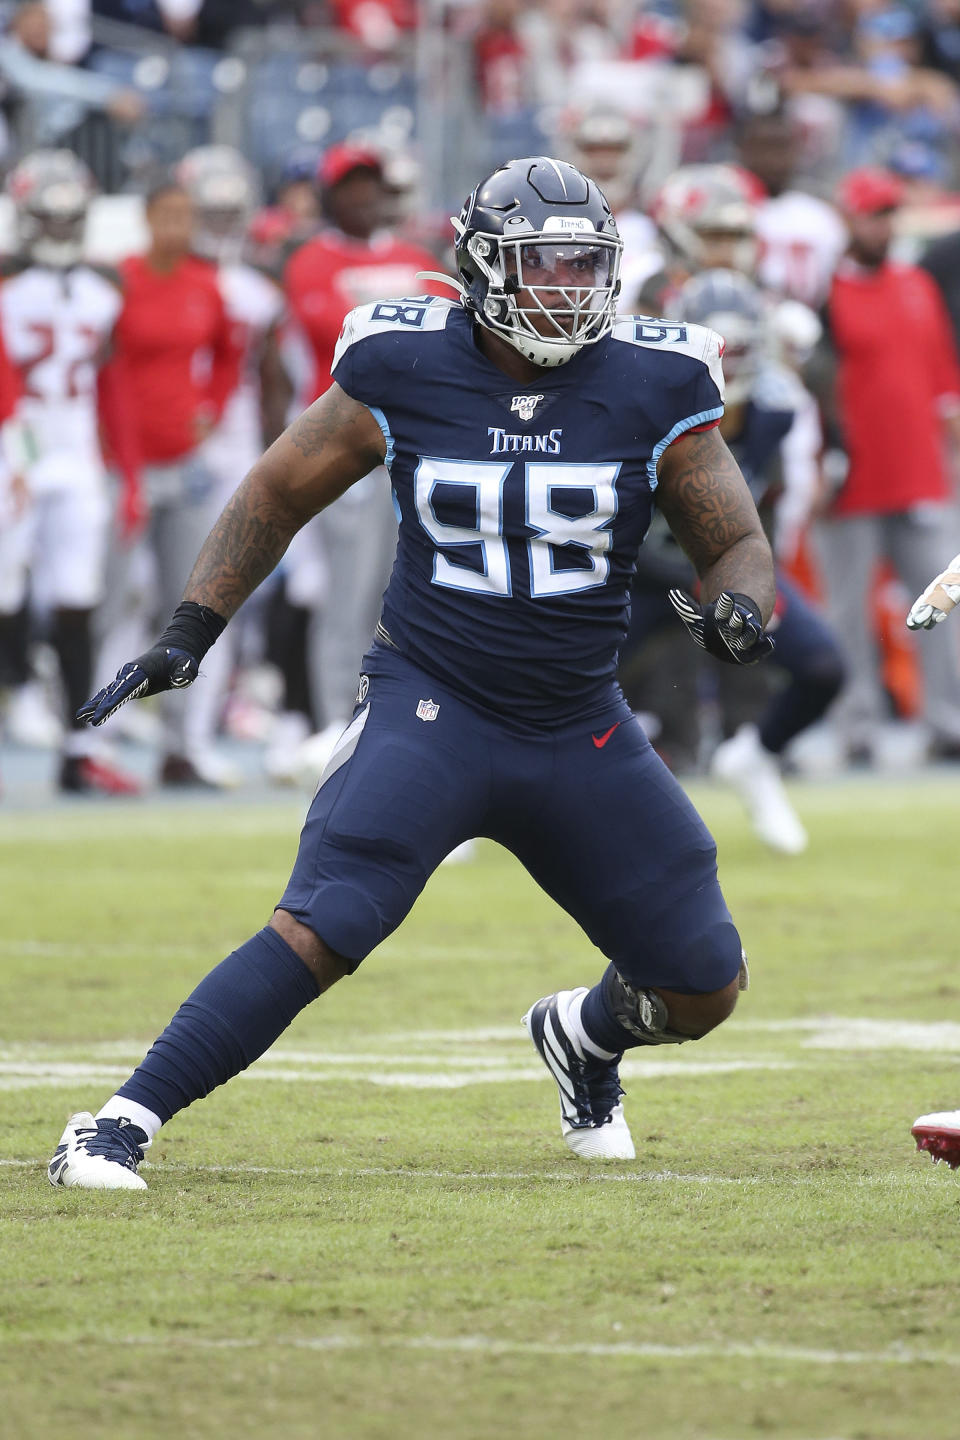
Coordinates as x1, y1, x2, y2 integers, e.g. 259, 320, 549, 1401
611, 313, 725, 401
333, 294, 458, 370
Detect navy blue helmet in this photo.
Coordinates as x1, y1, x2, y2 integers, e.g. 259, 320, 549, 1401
453, 156, 622, 368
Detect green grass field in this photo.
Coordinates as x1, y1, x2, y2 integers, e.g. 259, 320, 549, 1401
3, 776, 960, 1440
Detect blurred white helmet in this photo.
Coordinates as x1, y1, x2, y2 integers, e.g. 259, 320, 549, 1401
565, 107, 644, 213
651, 164, 758, 274
178, 145, 260, 262
670, 268, 765, 405
6, 149, 95, 267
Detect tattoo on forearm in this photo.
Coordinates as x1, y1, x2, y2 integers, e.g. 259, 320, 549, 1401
184, 478, 295, 619
182, 386, 385, 620
700, 533, 775, 617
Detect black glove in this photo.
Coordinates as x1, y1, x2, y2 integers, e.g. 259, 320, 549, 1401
668, 589, 774, 667
77, 602, 226, 727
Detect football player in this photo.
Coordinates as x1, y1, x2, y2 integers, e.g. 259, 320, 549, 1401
0, 149, 140, 795
103, 177, 242, 788
176, 146, 290, 783
641, 162, 761, 315
906, 555, 960, 631
48, 156, 774, 1189
907, 556, 960, 1168
560, 107, 661, 313
673, 270, 845, 854
278, 142, 450, 776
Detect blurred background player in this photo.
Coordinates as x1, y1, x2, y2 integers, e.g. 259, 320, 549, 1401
275, 142, 448, 781
908, 549, 960, 1164
620, 162, 767, 773
560, 106, 661, 312
639, 161, 761, 315
810, 166, 960, 764
176, 144, 290, 784
100, 174, 241, 788
0, 149, 140, 795
734, 101, 848, 309
246, 148, 322, 279
676, 269, 844, 853
0, 323, 32, 772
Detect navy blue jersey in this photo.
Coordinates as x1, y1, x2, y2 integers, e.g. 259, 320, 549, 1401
332, 296, 724, 724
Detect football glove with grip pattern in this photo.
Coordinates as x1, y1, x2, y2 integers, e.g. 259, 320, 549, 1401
668, 589, 775, 666
76, 602, 226, 728
906, 553, 960, 630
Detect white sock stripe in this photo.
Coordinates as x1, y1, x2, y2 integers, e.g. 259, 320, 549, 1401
565, 990, 618, 1062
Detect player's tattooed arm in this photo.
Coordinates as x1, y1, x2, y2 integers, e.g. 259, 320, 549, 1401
654, 425, 775, 623
184, 383, 387, 618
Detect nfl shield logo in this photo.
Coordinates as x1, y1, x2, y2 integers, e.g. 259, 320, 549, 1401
416, 698, 440, 722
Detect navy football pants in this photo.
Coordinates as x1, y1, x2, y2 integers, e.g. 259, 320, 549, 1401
279, 647, 743, 995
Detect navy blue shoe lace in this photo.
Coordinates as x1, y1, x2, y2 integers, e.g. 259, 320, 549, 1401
576, 1053, 624, 1127
83, 1120, 147, 1172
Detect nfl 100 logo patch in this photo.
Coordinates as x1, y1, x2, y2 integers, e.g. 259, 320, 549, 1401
416, 698, 440, 722
510, 393, 544, 422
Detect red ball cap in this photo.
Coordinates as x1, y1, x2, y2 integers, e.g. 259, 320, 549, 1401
318, 142, 384, 189
836, 167, 905, 216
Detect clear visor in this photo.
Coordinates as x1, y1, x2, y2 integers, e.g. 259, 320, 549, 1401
513, 240, 615, 289
499, 234, 620, 347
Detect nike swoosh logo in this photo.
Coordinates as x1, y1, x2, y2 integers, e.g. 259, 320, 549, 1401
592, 723, 621, 749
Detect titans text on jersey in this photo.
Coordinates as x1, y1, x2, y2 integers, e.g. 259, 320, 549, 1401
332, 294, 725, 724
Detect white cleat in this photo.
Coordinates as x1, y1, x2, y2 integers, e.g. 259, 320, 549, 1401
47, 1112, 150, 1190
262, 710, 312, 784
289, 722, 349, 786
185, 746, 244, 789
522, 988, 636, 1161
912, 1110, 960, 1169
711, 723, 808, 855
5, 681, 63, 748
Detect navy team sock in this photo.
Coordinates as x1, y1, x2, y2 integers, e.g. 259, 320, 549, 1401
579, 964, 635, 1054
114, 927, 320, 1124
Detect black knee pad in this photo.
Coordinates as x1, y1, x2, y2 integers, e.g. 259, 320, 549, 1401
601, 967, 692, 1046
603, 948, 748, 1045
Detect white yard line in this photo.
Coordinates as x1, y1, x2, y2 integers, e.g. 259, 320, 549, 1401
0, 1056, 796, 1092
0, 1157, 932, 1188
96, 1333, 960, 1368
5, 1016, 960, 1056
1, 1014, 956, 1098
0, 1157, 741, 1182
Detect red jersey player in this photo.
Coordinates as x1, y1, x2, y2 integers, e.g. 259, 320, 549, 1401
284, 143, 445, 404
275, 145, 450, 776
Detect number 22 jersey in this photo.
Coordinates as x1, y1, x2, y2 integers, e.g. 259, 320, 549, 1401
332, 295, 724, 725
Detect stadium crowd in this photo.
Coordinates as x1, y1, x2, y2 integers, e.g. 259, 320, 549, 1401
2, 0, 960, 857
